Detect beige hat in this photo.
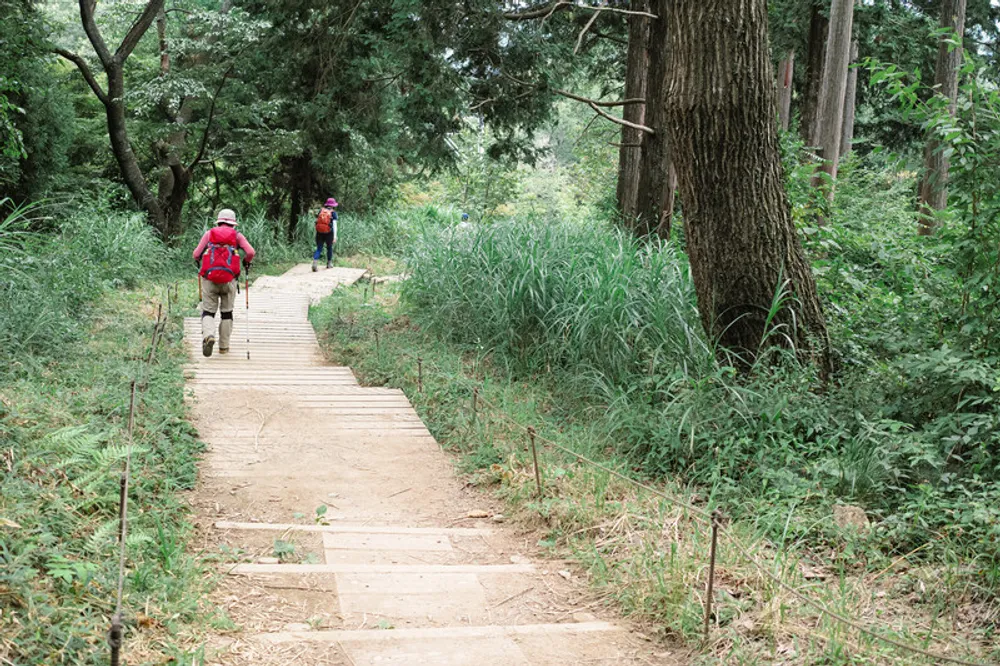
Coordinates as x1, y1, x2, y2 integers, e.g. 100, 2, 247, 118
216, 209, 237, 226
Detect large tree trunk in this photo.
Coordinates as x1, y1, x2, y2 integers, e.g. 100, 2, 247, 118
811, 0, 856, 198
634, 0, 675, 239
917, 0, 967, 235
839, 40, 859, 157
615, 0, 650, 223
664, 0, 830, 372
801, 1, 827, 145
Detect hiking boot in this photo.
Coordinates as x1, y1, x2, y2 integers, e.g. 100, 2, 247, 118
219, 347, 229, 355
312, 260, 318, 272
326, 260, 333, 269
202, 335, 215, 357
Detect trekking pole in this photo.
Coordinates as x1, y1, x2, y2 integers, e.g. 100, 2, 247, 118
245, 266, 251, 361
197, 274, 202, 306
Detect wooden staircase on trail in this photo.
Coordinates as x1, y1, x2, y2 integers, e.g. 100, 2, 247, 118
184, 263, 664, 665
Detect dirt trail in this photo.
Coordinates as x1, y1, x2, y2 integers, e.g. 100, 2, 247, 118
185, 264, 679, 665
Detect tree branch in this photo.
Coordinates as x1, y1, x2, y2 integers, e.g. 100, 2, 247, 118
53, 48, 109, 105
574, 3, 604, 55
188, 62, 238, 171
590, 30, 628, 46
79, 0, 113, 66
588, 101, 654, 134
116, 0, 166, 63
554, 88, 644, 107
503, 1, 656, 20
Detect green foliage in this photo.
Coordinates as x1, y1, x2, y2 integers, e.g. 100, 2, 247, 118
0, 201, 162, 362
403, 218, 712, 388
0, 1, 73, 202
400, 190, 1000, 581
0, 280, 206, 663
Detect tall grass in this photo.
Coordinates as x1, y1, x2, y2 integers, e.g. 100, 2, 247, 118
0, 202, 161, 366
403, 218, 714, 388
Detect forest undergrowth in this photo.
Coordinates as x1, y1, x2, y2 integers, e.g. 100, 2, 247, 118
308, 156, 1000, 663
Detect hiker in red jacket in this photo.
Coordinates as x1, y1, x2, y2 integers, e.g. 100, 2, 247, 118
312, 197, 338, 271
193, 209, 256, 357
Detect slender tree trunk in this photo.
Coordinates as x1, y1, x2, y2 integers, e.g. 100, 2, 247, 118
776, 49, 794, 131
105, 64, 166, 232
59, 0, 168, 233
801, 1, 827, 145
811, 0, 855, 199
664, 0, 830, 372
634, 0, 674, 239
840, 40, 859, 157
918, 0, 967, 235
288, 153, 312, 242
615, 0, 650, 223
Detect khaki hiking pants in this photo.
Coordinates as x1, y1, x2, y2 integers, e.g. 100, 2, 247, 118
201, 277, 237, 350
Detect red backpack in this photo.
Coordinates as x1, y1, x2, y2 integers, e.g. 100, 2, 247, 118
315, 208, 333, 234
199, 226, 242, 284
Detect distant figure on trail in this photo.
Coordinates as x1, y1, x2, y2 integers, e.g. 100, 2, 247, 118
193, 209, 255, 357
313, 197, 338, 272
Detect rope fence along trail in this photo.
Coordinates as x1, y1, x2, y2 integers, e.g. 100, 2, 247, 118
394, 347, 989, 666
109, 293, 171, 666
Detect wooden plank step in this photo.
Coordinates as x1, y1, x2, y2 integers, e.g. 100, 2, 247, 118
228, 563, 532, 575
214, 522, 490, 536
256, 622, 617, 644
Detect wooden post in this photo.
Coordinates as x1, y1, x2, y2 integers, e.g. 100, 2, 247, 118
471, 387, 479, 426
109, 612, 123, 666
528, 426, 542, 497
417, 357, 423, 393
703, 510, 722, 642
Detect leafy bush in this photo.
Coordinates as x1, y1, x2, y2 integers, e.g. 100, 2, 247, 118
400, 198, 1000, 572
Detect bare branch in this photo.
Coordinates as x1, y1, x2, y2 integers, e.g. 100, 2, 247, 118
503, 1, 656, 20
116, 0, 166, 63
588, 101, 654, 134
590, 30, 628, 46
188, 61, 238, 171
554, 88, 644, 107
79, 0, 113, 66
54, 47, 109, 105
574, 3, 604, 55
503, 1, 570, 20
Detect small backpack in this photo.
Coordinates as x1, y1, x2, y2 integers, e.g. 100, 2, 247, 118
315, 208, 333, 234
200, 226, 241, 284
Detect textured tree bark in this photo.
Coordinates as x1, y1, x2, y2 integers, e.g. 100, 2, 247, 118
918, 0, 967, 236
811, 0, 855, 198
801, 1, 827, 145
839, 40, 859, 157
634, 0, 674, 239
776, 49, 794, 131
664, 0, 830, 372
105, 63, 166, 232
615, 0, 650, 223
